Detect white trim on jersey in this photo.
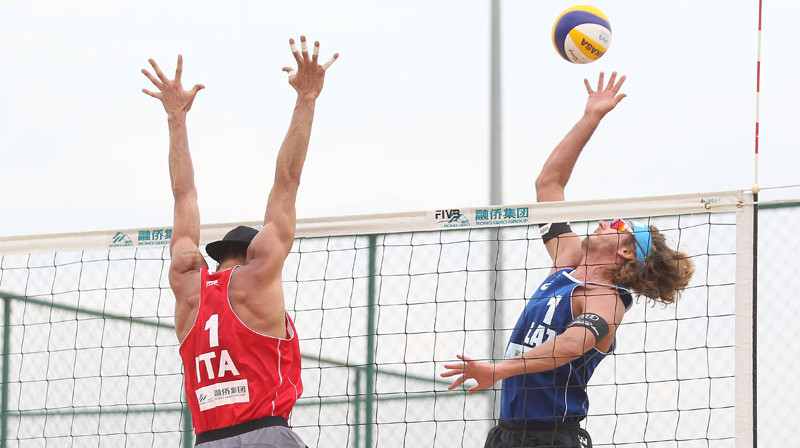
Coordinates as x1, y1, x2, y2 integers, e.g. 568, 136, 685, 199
287, 375, 299, 414
273, 339, 283, 416
563, 364, 573, 422
562, 270, 634, 311
226, 266, 296, 342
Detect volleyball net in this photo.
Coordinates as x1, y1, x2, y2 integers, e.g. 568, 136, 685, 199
0, 190, 779, 447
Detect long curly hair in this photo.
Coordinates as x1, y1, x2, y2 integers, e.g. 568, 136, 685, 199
613, 226, 695, 305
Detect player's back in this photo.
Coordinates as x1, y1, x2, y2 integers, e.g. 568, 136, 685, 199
179, 266, 303, 433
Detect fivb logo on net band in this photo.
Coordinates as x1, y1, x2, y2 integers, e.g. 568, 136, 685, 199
435, 209, 471, 229
433, 206, 532, 230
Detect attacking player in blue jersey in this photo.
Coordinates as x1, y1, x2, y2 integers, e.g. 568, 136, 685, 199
441, 72, 696, 448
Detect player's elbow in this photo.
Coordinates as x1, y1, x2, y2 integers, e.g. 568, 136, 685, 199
274, 158, 304, 185
171, 185, 198, 202
535, 176, 565, 202
286, 168, 303, 186
274, 167, 302, 188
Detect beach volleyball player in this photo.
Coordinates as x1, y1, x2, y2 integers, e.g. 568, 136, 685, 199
442, 73, 695, 448
142, 37, 337, 447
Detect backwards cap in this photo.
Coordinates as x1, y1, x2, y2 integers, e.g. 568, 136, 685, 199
205, 226, 259, 263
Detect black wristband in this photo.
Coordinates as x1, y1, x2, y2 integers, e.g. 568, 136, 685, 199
540, 222, 572, 244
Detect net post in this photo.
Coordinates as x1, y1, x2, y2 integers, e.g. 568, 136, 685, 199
365, 234, 378, 448
751, 191, 758, 448
1, 294, 10, 448
735, 192, 755, 447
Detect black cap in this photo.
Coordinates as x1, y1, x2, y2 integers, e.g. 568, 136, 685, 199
205, 226, 259, 263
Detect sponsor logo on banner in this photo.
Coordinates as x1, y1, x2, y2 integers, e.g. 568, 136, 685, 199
108, 228, 173, 249
136, 228, 173, 246
474, 207, 531, 227
196, 379, 250, 411
109, 232, 133, 248
433, 207, 530, 230
700, 197, 723, 209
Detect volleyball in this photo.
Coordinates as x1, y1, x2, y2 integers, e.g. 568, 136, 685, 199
552, 5, 611, 64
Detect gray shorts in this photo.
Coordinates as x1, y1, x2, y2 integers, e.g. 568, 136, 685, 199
196, 425, 306, 448
194, 416, 306, 448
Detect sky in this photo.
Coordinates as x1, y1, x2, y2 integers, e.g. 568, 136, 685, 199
1, 0, 798, 238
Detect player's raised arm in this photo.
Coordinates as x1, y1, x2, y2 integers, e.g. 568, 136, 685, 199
246, 37, 338, 276
535, 72, 627, 268
142, 55, 207, 339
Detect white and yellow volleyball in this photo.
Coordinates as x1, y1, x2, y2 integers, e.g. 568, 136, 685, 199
552, 5, 611, 64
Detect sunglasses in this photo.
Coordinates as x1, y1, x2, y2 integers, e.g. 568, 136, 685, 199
610, 218, 631, 232
610, 218, 649, 260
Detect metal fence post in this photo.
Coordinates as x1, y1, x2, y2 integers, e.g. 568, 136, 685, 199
365, 235, 378, 448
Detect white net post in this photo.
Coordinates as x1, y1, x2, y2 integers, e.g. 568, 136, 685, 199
735, 193, 755, 447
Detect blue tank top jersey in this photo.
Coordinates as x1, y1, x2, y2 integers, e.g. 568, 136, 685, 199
500, 269, 633, 423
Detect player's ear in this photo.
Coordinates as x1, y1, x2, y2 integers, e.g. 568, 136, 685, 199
617, 240, 637, 262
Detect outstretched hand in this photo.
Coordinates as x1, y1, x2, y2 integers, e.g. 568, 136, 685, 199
583, 71, 626, 118
282, 35, 339, 100
441, 354, 498, 394
142, 55, 204, 118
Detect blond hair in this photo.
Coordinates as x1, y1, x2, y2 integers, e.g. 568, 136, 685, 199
614, 226, 695, 305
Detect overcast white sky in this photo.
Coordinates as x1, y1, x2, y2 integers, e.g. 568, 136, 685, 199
1, 0, 797, 238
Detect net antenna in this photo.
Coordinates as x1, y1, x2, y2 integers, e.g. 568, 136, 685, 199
748, 1, 764, 445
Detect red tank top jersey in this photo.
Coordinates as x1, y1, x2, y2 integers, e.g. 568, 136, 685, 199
179, 267, 303, 434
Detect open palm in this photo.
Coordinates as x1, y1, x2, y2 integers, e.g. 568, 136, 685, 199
584, 71, 626, 117
441, 354, 497, 394
282, 36, 339, 100
141, 55, 204, 118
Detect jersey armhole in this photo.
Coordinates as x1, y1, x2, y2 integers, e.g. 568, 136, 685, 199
226, 266, 295, 342
178, 268, 208, 348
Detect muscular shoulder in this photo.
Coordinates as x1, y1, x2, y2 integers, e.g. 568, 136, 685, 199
168, 244, 207, 297
229, 262, 282, 293
169, 266, 202, 301
170, 269, 202, 342
227, 265, 288, 338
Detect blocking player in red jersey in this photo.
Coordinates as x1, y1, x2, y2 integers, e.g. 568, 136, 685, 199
142, 36, 338, 447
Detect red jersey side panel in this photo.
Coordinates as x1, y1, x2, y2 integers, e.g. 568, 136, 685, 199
178, 267, 303, 433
